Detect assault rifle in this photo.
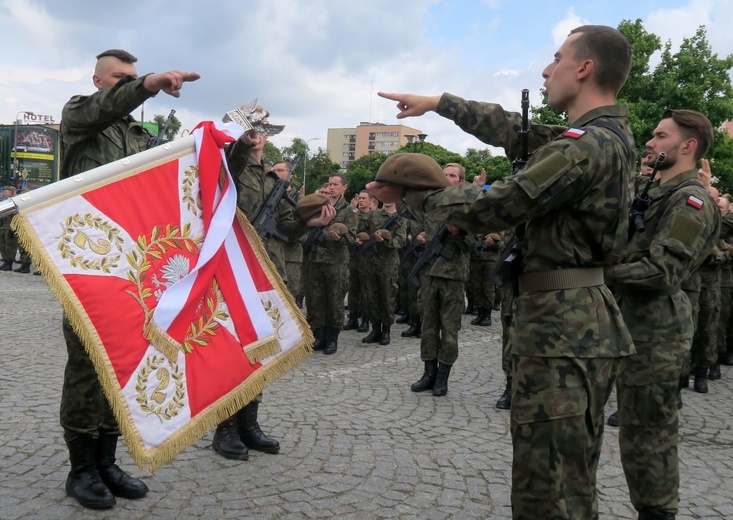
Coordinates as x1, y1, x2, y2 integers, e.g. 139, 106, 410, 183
399, 226, 425, 269
629, 152, 666, 236
492, 89, 531, 286
252, 157, 301, 242
303, 227, 324, 255
408, 224, 455, 287
147, 110, 176, 149
473, 233, 487, 256
356, 213, 403, 259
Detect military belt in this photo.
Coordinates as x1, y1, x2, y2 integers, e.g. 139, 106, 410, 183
518, 268, 604, 292
613, 285, 681, 298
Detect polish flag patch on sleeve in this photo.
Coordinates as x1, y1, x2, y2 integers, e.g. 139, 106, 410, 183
563, 128, 586, 139
687, 195, 704, 209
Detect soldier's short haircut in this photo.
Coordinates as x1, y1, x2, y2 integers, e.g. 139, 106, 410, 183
568, 25, 632, 96
329, 173, 347, 186
359, 189, 373, 199
96, 49, 137, 64
273, 160, 292, 170
444, 162, 465, 181
662, 109, 714, 160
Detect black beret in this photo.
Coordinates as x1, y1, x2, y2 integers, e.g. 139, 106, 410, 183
375, 153, 450, 190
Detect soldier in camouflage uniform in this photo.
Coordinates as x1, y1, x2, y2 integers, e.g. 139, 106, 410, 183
717, 202, 733, 367
398, 218, 425, 337
344, 191, 373, 332
216, 135, 331, 461
606, 110, 720, 519
404, 164, 474, 397
0, 185, 18, 271
58, 49, 200, 509
467, 231, 502, 326
307, 174, 357, 355
711, 197, 733, 380
280, 173, 304, 301
359, 202, 407, 345
372, 25, 635, 520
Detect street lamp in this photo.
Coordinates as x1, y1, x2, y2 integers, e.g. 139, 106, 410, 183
13, 111, 35, 185
303, 137, 319, 193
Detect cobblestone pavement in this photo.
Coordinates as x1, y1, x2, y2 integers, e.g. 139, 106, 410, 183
1, 269, 732, 519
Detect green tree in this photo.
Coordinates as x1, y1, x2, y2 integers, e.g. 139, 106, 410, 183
345, 152, 389, 197
463, 148, 512, 183
304, 149, 341, 194
263, 141, 282, 166
152, 112, 182, 141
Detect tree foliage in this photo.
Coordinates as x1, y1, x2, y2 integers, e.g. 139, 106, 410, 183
152, 113, 182, 141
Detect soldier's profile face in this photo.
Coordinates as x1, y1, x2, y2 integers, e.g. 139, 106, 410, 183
646, 118, 688, 171
93, 57, 137, 90
542, 33, 582, 111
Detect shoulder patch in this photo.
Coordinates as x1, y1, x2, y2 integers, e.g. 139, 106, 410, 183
562, 128, 586, 139
687, 195, 703, 209
351, 208, 358, 214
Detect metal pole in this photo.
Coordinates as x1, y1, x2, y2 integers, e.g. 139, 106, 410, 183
304, 137, 319, 193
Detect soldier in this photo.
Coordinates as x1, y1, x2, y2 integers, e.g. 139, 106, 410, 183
718, 196, 733, 368
215, 125, 333, 461
467, 231, 502, 326
712, 195, 733, 380
371, 25, 635, 519
59, 49, 199, 509
344, 190, 373, 332
0, 185, 18, 271
307, 174, 357, 355
401, 163, 474, 397
359, 201, 407, 345
606, 109, 720, 519
273, 162, 304, 299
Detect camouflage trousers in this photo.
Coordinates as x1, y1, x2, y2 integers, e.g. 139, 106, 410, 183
419, 275, 464, 365
681, 289, 700, 377
0, 227, 18, 262
467, 259, 497, 309
716, 286, 732, 357
60, 316, 120, 442
364, 261, 398, 326
690, 280, 720, 368
285, 260, 302, 298
616, 339, 687, 513
347, 257, 368, 317
499, 283, 514, 375
308, 261, 346, 328
510, 355, 616, 520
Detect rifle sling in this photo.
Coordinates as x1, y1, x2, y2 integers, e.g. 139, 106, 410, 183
518, 267, 603, 292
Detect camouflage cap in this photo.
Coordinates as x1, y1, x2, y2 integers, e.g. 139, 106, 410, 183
295, 193, 330, 222
375, 153, 450, 190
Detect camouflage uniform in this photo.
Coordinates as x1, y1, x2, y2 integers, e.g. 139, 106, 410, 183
404, 94, 635, 519
347, 208, 372, 323
0, 213, 18, 264
59, 74, 155, 441
398, 218, 425, 331
717, 214, 733, 363
690, 245, 723, 371
283, 188, 303, 298
362, 209, 407, 328
307, 197, 357, 329
606, 169, 720, 514
467, 232, 502, 320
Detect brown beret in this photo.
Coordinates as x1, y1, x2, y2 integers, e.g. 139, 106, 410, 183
375, 153, 450, 190
376, 229, 392, 241
488, 233, 501, 241
295, 193, 330, 221
356, 232, 370, 242
327, 223, 348, 237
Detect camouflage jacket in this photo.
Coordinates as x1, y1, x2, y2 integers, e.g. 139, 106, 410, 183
225, 140, 308, 277
405, 94, 636, 358
606, 169, 720, 342
283, 188, 304, 263
719, 213, 733, 288
470, 231, 503, 261
364, 208, 407, 265
309, 197, 357, 265
351, 209, 372, 258
60, 75, 155, 179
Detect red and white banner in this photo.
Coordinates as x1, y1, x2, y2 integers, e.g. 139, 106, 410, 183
12, 122, 312, 471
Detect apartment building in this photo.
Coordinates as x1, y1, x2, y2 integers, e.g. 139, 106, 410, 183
327, 122, 424, 169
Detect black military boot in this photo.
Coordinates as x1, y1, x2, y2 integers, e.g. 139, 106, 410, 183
213, 415, 249, 460
722, 348, 733, 366
607, 410, 619, 427
411, 360, 438, 392
323, 327, 339, 355
495, 376, 512, 410
432, 363, 452, 396
312, 327, 326, 351
0, 260, 12, 271
708, 364, 721, 380
13, 263, 31, 273
470, 308, 485, 325
96, 434, 149, 499
680, 374, 689, 389
379, 325, 391, 346
237, 402, 280, 454
362, 321, 382, 344
401, 316, 421, 338
478, 310, 492, 326
343, 314, 359, 330
357, 317, 370, 333
693, 365, 709, 393
65, 435, 115, 509
395, 312, 410, 324
638, 507, 676, 519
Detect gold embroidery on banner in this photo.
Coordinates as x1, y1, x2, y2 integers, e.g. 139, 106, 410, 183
56, 214, 124, 272
261, 298, 284, 339
135, 355, 185, 422
181, 280, 228, 353
181, 165, 202, 217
